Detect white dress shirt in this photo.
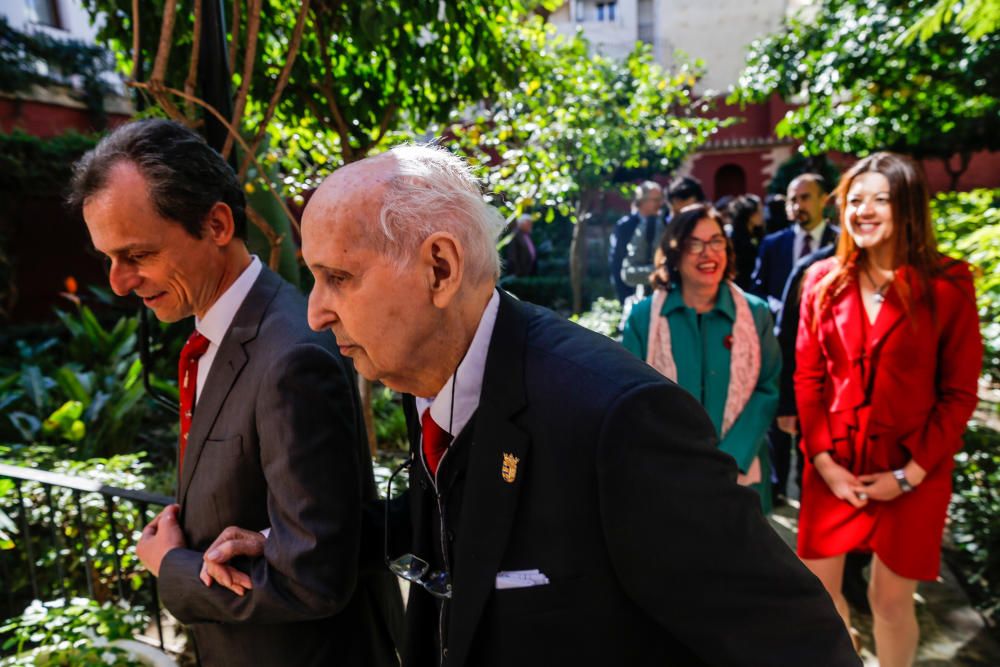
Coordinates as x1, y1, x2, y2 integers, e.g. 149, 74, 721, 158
794, 221, 827, 261
414, 289, 501, 439
193, 256, 262, 404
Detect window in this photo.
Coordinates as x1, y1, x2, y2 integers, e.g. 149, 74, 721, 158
596, 1, 617, 22
575, 0, 585, 22
25, 0, 61, 28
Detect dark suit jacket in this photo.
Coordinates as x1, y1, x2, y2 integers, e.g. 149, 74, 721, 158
751, 223, 838, 311
158, 266, 403, 667
505, 230, 537, 277
775, 244, 836, 417
399, 290, 859, 667
609, 212, 642, 302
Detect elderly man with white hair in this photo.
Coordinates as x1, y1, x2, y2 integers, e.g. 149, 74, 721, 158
200, 145, 860, 667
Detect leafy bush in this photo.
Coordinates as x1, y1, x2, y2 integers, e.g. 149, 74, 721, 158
947, 421, 1000, 622
0, 597, 146, 666
932, 188, 1000, 379
1, 298, 179, 462
571, 297, 623, 340
0, 449, 169, 613
371, 386, 408, 452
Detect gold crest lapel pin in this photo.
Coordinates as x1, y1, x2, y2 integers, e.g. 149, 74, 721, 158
501, 452, 520, 484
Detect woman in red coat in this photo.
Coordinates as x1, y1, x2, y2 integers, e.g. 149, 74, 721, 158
795, 152, 981, 666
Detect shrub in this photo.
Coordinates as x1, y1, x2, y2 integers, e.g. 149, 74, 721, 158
571, 297, 623, 340
947, 420, 1000, 622
932, 188, 1000, 380
0, 597, 146, 666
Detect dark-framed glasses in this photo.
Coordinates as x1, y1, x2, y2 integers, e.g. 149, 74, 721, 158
384, 457, 453, 599
683, 236, 727, 255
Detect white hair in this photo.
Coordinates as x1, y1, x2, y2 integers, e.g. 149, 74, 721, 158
369, 144, 505, 284
634, 180, 662, 204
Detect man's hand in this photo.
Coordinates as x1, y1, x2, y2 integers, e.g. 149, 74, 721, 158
137, 504, 185, 577
812, 453, 868, 508
198, 526, 265, 596
776, 415, 798, 436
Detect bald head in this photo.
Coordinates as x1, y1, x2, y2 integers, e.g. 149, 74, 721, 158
305, 145, 504, 285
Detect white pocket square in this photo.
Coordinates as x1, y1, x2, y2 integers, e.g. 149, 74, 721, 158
495, 569, 550, 589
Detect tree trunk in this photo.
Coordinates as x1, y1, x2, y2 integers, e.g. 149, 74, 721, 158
359, 376, 377, 456
942, 152, 972, 192
569, 192, 596, 314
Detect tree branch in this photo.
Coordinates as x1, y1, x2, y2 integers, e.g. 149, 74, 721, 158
228, 0, 241, 73
130, 0, 140, 81
151, 0, 178, 83
222, 0, 261, 160
246, 205, 285, 271
238, 0, 312, 180
183, 0, 203, 120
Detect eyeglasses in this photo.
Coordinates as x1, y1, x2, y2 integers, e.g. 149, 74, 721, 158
383, 457, 453, 599
683, 236, 726, 255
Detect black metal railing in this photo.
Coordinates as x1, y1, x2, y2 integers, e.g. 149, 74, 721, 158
0, 463, 173, 649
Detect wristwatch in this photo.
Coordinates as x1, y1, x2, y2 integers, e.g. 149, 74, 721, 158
893, 468, 914, 493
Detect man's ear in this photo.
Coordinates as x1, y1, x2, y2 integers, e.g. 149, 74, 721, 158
419, 232, 464, 308
203, 202, 237, 247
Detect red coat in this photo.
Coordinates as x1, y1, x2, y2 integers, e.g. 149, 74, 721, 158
794, 257, 982, 580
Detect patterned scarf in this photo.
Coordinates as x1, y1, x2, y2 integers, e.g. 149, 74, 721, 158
646, 281, 762, 483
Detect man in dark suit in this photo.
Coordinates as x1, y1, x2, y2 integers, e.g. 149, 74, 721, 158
505, 214, 537, 276
205, 145, 859, 666
608, 181, 662, 303
752, 173, 838, 503
751, 174, 838, 315
72, 120, 402, 666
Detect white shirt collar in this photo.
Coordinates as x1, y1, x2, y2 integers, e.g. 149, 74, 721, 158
414, 289, 501, 438
195, 256, 263, 346
796, 221, 827, 246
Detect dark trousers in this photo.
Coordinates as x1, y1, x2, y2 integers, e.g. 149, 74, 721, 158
768, 424, 793, 497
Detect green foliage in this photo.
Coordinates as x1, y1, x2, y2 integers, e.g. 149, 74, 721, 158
905, 0, 1000, 42
570, 297, 623, 340
0, 448, 168, 614
0, 131, 99, 198
0, 298, 178, 461
455, 27, 720, 224
932, 188, 1000, 378
371, 386, 408, 452
0, 597, 146, 666
948, 421, 1000, 621
82, 0, 557, 196
0, 17, 115, 122
734, 0, 1000, 167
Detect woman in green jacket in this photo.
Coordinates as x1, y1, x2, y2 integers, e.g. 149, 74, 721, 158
622, 204, 780, 513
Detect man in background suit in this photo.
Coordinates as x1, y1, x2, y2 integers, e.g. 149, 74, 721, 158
71, 119, 402, 666
752, 173, 838, 503
505, 213, 537, 276
204, 145, 859, 666
751, 174, 838, 315
608, 181, 663, 303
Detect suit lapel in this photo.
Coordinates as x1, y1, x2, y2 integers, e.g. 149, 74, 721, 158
177, 268, 282, 506
447, 291, 530, 667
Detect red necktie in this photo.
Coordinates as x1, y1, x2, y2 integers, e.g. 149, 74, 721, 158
178, 331, 210, 470
421, 409, 452, 476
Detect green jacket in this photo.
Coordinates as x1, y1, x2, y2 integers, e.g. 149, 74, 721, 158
622, 286, 781, 512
